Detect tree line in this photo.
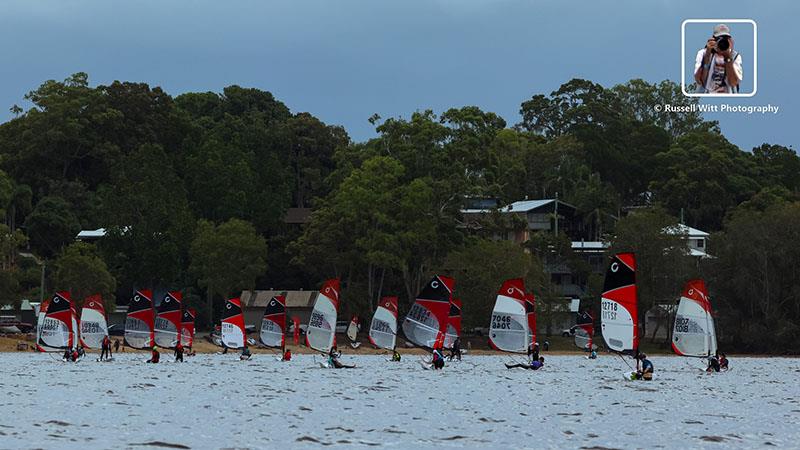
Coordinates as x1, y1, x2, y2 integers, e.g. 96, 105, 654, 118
0, 73, 797, 353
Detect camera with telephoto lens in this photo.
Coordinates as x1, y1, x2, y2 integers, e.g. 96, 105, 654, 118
714, 35, 730, 52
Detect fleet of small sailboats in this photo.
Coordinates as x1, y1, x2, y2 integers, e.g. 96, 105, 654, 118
32, 252, 723, 379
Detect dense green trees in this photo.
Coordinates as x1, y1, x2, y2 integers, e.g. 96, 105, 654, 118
0, 72, 797, 350
53, 242, 117, 310
189, 219, 267, 324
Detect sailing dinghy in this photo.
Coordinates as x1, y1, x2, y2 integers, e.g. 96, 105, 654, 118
260, 295, 287, 350
599, 253, 646, 380
125, 289, 155, 350
221, 297, 247, 352
79, 294, 108, 350
574, 310, 595, 353
180, 308, 196, 353
525, 292, 537, 351
402, 275, 454, 349
672, 279, 717, 365
38, 292, 73, 353
307, 279, 346, 367
368, 296, 398, 352
488, 279, 529, 354
346, 315, 361, 349
443, 298, 462, 351
155, 291, 182, 349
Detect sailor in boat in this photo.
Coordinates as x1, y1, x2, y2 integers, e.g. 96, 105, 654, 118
706, 353, 721, 372
146, 347, 160, 363
174, 342, 184, 362
328, 346, 355, 368
282, 348, 292, 361
100, 335, 111, 361
634, 353, 653, 380
447, 337, 462, 361
63, 348, 72, 362
240, 346, 252, 360
588, 349, 597, 359
527, 342, 540, 363
719, 353, 729, 371
431, 345, 445, 370
77, 345, 85, 359
113, 339, 121, 353
71, 347, 80, 362
505, 356, 545, 370
391, 347, 401, 362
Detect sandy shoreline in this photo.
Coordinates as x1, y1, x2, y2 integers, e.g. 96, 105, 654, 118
2, 334, 796, 357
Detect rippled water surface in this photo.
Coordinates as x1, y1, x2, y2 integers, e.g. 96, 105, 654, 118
2, 353, 798, 449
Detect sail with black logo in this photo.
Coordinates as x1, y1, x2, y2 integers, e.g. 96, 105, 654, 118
38, 292, 73, 351
401, 275, 455, 349
125, 289, 155, 349
443, 298, 462, 349
600, 253, 638, 356
181, 308, 196, 348
155, 291, 182, 348
221, 297, 246, 349
259, 295, 286, 349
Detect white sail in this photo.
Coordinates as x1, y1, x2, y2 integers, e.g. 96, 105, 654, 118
672, 279, 717, 357
369, 296, 398, 350
79, 296, 108, 349
488, 279, 528, 353
600, 253, 638, 354
306, 279, 339, 353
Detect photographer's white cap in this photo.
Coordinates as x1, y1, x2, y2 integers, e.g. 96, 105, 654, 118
713, 24, 731, 37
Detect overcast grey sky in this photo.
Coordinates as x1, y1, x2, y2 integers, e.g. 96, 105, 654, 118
0, 0, 796, 151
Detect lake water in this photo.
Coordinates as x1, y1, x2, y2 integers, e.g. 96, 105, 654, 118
2, 353, 798, 449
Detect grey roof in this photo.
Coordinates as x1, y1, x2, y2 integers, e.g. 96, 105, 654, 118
462, 198, 577, 214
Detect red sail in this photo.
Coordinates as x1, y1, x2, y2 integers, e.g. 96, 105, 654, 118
38, 292, 73, 350
525, 293, 537, 347
260, 295, 286, 348
125, 289, 155, 349
155, 291, 183, 348
221, 297, 246, 349
401, 275, 455, 348
180, 308, 196, 348
600, 252, 638, 355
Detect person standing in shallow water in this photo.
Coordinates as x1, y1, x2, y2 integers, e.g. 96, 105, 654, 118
174, 341, 184, 362
100, 335, 111, 361
113, 339, 121, 353
147, 347, 160, 363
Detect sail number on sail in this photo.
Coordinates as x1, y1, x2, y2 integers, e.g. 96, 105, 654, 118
601, 299, 618, 321
372, 319, 392, 334
491, 314, 515, 330
406, 304, 432, 323
154, 317, 173, 331
309, 311, 326, 328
